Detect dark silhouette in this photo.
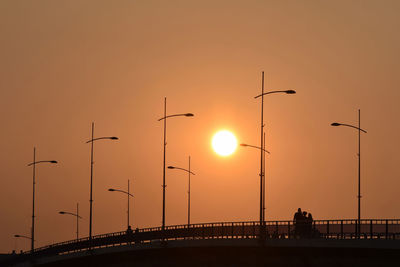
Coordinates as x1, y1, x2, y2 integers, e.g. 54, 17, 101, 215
158, 97, 194, 231
6, 219, 400, 264
126, 225, 133, 235
254, 71, 296, 226
306, 213, 314, 237
126, 225, 133, 245
302, 211, 308, 237
293, 208, 303, 222
293, 208, 305, 237
331, 110, 367, 239
293, 209, 316, 238
86, 122, 119, 250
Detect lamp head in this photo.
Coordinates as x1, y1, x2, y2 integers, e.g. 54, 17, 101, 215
110, 137, 119, 140
240, 144, 248, 147
14, 235, 20, 237
331, 123, 341, 126
285, 90, 296, 94
50, 160, 58, 164
59, 211, 66, 214
167, 166, 175, 169
185, 113, 194, 117
108, 188, 115, 192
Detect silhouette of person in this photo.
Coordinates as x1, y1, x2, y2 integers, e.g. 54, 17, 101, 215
126, 225, 133, 244
301, 211, 308, 237
293, 208, 302, 222
293, 208, 304, 237
307, 213, 314, 237
302, 211, 307, 218
126, 225, 133, 235
135, 227, 140, 244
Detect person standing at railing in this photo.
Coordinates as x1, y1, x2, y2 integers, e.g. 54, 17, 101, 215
306, 213, 313, 237
134, 228, 141, 244
293, 208, 305, 238
126, 226, 133, 245
126, 225, 133, 234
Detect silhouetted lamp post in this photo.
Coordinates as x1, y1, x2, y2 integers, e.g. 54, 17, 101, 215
240, 143, 270, 154
86, 122, 118, 249
240, 142, 270, 220
331, 109, 367, 238
27, 147, 57, 253
158, 97, 193, 230
108, 179, 134, 229
168, 156, 195, 225
59, 203, 82, 241
254, 71, 295, 224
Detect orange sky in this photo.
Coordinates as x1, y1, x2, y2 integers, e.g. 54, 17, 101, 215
1, 0, 400, 253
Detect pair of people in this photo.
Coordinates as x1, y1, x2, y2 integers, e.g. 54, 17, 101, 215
293, 208, 313, 237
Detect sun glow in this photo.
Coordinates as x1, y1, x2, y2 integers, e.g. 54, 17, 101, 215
212, 130, 238, 156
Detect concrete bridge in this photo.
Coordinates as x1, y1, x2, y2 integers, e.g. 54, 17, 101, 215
4, 219, 400, 266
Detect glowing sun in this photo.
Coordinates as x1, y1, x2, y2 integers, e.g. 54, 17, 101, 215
212, 130, 238, 156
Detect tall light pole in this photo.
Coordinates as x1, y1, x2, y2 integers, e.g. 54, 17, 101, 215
108, 179, 134, 229
59, 203, 82, 241
86, 122, 118, 249
253, 72, 295, 224
27, 147, 57, 253
168, 156, 195, 225
158, 97, 193, 230
331, 109, 367, 238
240, 142, 270, 221
262, 132, 266, 220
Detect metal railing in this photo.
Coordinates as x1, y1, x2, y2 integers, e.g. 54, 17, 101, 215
25, 219, 400, 257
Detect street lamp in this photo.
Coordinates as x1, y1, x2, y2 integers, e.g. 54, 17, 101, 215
59, 203, 82, 241
86, 122, 118, 249
108, 179, 134, 229
168, 156, 195, 225
331, 109, 367, 238
27, 147, 57, 253
158, 97, 194, 230
254, 71, 296, 224
240, 139, 270, 220
240, 143, 271, 154
14, 234, 33, 240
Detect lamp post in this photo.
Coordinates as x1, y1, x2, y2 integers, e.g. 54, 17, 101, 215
240, 143, 270, 154
86, 122, 118, 249
168, 156, 195, 225
14, 234, 33, 240
108, 179, 134, 229
158, 97, 193, 230
59, 203, 82, 241
254, 72, 295, 224
331, 109, 367, 238
262, 133, 266, 221
240, 142, 270, 220
27, 147, 57, 253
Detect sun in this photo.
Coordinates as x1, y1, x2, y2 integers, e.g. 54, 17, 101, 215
212, 130, 238, 156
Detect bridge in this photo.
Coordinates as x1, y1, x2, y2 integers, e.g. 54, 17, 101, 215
6, 219, 400, 266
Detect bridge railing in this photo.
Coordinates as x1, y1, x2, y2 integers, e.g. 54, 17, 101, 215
28, 219, 400, 256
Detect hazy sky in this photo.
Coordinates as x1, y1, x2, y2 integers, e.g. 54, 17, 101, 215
1, 0, 400, 253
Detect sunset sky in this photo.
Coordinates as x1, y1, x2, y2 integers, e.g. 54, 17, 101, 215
1, 0, 400, 253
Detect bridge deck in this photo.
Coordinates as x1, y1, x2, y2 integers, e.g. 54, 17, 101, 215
22, 219, 400, 257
